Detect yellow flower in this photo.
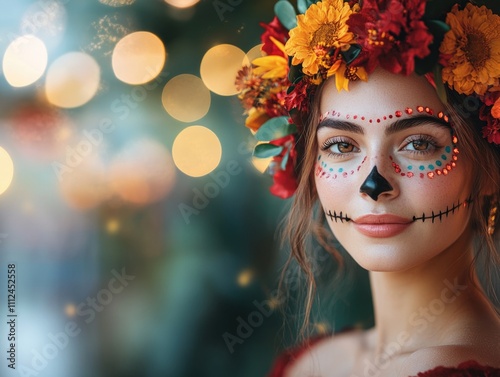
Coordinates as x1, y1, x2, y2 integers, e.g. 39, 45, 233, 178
252, 37, 289, 79
245, 108, 269, 132
440, 3, 500, 96
284, 0, 354, 76
332, 63, 368, 92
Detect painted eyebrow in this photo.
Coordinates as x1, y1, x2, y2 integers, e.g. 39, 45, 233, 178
385, 115, 451, 136
317, 115, 451, 135
317, 118, 364, 134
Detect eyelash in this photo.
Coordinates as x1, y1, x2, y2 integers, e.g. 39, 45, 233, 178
400, 134, 442, 155
321, 134, 443, 158
321, 137, 359, 158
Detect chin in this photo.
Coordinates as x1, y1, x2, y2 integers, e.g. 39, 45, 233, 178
339, 243, 441, 273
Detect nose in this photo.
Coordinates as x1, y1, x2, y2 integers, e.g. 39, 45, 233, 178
359, 166, 394, 201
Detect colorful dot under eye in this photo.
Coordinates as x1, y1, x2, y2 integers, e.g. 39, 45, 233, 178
390, 141, 459, 179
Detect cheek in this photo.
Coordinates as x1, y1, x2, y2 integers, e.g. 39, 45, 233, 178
314, 157, 366, 206
315, 155, 367, 180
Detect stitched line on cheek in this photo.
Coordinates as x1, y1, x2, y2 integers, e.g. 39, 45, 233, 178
412, 196, 473, 223
326, 210, 351, 223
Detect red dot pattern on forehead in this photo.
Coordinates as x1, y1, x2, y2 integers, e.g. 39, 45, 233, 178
319, 106, 450, 124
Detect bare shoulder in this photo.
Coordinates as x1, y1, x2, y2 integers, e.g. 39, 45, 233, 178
285, 328, 375, 377
400, 338, 500, 376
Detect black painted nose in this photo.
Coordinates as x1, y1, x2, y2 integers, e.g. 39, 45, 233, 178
359, 166, 393, 201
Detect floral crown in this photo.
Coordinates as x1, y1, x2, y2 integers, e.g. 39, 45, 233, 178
235, 0, 500, 199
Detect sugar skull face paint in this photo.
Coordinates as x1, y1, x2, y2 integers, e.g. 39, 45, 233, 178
324, 195, 473, 226
317, 109, 459, 181
315, 69, 474, 272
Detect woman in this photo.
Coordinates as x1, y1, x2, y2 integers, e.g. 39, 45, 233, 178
236, 0, 500, 375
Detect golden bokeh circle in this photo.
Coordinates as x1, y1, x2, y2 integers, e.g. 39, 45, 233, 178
200, 44, 248, 96
164, 0, 200, 8
162, 74, 211, 122
3, 35, 48, 87
246, 44, 264, 62
109, 139, 176, 205
0, 147, 14, 196
45, 52, 100, 108
112, 31, 166, 85
172, 126, 222, 177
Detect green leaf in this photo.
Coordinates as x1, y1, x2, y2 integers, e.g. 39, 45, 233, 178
255, 116, 297, 141
297, 0, 321, 14
254, 143, 283, 158
297, 0, 308, 14
274, 0, 297, 30
433, 65, 448, 105
427, 19, 450, 34
340, 44, 362, 65
280, 149, 290, 170
288, 61, 304, 84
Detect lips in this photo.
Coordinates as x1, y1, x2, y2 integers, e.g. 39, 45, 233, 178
352, 214, 412, 238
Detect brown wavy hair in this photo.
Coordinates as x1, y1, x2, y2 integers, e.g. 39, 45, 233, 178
279, 82, 500, 339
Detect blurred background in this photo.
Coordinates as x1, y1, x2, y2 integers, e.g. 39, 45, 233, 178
0, 1, 373, 376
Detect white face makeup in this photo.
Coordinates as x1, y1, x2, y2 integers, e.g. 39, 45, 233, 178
315, 69, 473, 272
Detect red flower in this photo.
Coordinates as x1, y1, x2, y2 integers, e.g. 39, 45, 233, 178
347, 0, 433, 75
269, 135, 298, 199
260, 17, 289, 57
480, 103, 500, 144
284, 79, 310, 113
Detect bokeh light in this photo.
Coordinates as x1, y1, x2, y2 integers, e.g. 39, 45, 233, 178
172, 126, 222, 177
84, 14, 132, 56
164, 0, 200, 7
65, 304, 77, 317
200, 44, 248, 96
3, 35, 48, 87
112, 31, 166, 85
246, 43, 264, 62
237, 268, 254, 287
109, 139, 176, 205
162, 74, 211, 122
59, 156, 110, 210
106, 218, 121, 234
9, 104, 74, 160
45, 52, 101, 108
0, 147, 14, 196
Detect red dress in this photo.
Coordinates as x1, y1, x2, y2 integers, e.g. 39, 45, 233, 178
267, 336, 500, 377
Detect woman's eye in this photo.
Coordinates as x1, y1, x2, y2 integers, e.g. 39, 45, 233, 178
322, 139, 360, 156
335, 142, 355, 153
401, 136, 439, 154
408, 140, 430, 151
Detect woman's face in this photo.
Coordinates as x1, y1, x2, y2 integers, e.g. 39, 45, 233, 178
315, 69, 473, 272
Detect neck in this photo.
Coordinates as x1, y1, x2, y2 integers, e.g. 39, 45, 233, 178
368, 229, 492, 354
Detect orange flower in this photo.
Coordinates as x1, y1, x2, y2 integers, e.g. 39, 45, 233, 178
245, 108, 269, 132
440, 4, 500, 96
